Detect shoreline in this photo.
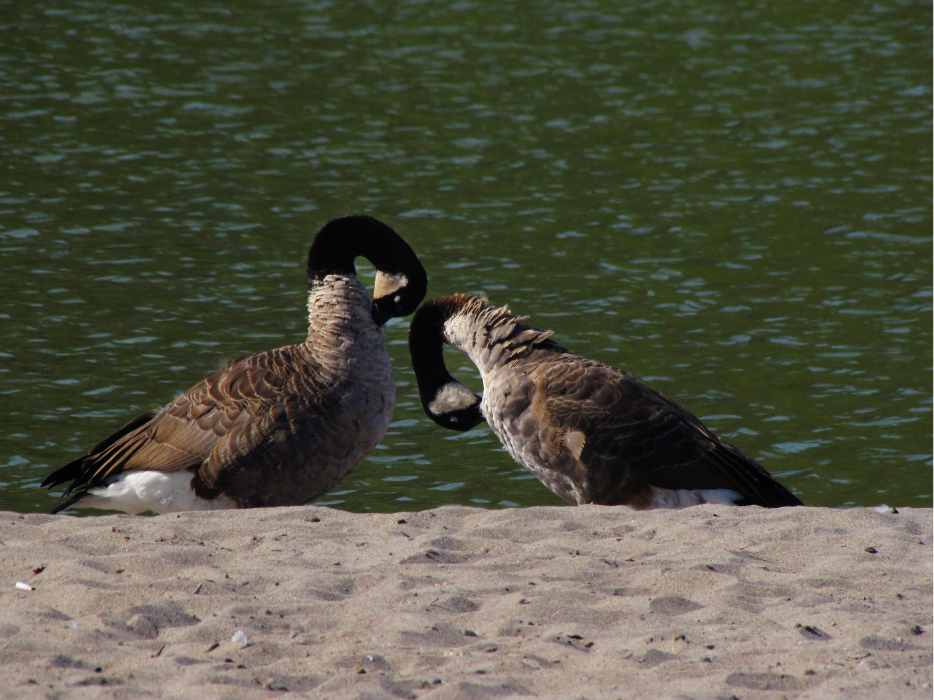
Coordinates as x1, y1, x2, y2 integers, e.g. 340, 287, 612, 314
1, 504, 930, 699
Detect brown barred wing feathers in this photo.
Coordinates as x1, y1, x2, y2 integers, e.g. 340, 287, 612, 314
535, 358, 802, 507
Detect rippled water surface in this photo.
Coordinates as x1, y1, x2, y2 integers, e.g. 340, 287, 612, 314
2, 1, 930, 514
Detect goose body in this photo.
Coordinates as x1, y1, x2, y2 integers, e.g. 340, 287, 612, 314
409, 294, 802, 509
42, 215, 427, 514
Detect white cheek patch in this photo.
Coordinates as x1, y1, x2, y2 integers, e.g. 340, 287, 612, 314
374, 272, 408, 300
428, 381, 480, 417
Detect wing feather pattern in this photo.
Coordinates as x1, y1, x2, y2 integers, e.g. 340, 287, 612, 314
43, 346, 331, 511
531, 357, 801, 507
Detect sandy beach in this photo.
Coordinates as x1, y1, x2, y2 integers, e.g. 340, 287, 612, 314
0, 504, 929, 699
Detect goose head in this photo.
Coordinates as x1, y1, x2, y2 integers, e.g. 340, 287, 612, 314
306, 215, 428, 326
408, 294, 485, 432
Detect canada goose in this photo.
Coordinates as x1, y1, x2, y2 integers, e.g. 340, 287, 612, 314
409, 293, 803, 509
42, 215, 427, 514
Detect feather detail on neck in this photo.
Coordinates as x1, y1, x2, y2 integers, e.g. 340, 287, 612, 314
440, 294, 565, 375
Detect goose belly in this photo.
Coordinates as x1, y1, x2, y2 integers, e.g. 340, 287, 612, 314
79, 471, 238, 514
285, 353, 397, 503
498, 431, 585, 504
339, 348, 397, 455
313, 380, 396, 489
482, 393, 584, 505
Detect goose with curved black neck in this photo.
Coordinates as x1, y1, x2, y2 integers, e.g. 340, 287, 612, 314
408, 293, 802, 509
43, 215, 428, 514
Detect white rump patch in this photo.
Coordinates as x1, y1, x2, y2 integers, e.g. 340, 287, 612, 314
647, 486, 745, 510
78, 471, 237, 514
428, 381, 480, 417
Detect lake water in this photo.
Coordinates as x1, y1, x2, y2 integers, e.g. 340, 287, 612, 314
2, 1, 930, 514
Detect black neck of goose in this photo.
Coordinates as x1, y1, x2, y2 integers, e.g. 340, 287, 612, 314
409, 297, 455, 404
409, 296, 484, 432
306, 214, 424, 286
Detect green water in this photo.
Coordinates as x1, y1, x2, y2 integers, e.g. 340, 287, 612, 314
1, 1, 930, 514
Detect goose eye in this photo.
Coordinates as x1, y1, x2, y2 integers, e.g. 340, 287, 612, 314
394, 295, 401, 303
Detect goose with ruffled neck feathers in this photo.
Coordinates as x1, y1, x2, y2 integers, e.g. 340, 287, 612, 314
409, 293, 802, 509
43, 215, 428, 514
